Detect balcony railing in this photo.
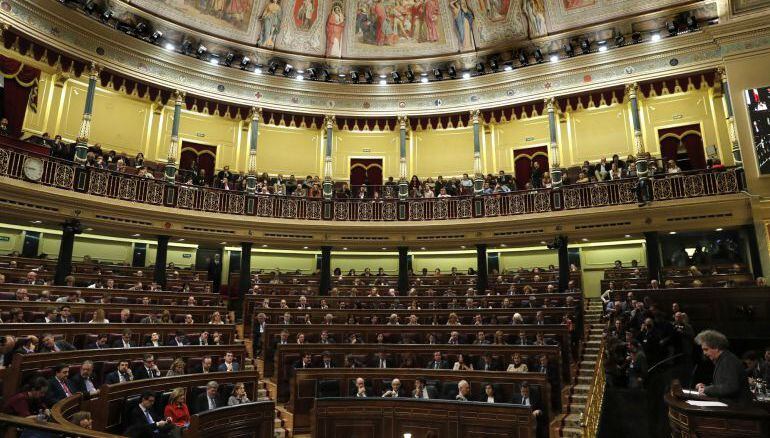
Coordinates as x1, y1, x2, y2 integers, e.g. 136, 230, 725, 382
0, 146, 744, 222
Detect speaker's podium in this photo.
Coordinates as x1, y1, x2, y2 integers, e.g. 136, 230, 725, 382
665, 382, 770, 438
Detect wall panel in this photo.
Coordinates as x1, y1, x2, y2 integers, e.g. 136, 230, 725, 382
256, 125, 320, 177
332, 130, 400, 181
413, 128, 474, 177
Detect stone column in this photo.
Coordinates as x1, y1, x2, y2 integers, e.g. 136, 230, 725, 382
398, 246, 409, 295
73, 63, 100, 165
322, 115, 335, 199
398, 115, 409, 200
239, 242, 253, 300
557, 236, 569, 292
718, 68, 743, 167
246, 107, 261, 195
153, 235, 169, 289
54, 220, 81, 285
626, 83, 648, 177
476, 243, 488, 294
164, 91, 185, 183
319, 246, 332, 295
471, 109, 484, 195
546, 97, 563, 188
644, 232, 661, 283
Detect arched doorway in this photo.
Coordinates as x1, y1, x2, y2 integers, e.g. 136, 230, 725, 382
180, 141, 217, 184
658, 124, 706, 171
513, 146, 549, 189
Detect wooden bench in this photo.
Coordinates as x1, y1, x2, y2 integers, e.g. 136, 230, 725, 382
312, 397, 535, 438
262, 324, 571, 379
0, 300, 225, 324
290, 368, 552, 434
0, 284, 222, 305
0, 267, 212, 292
186, 401, 275, 438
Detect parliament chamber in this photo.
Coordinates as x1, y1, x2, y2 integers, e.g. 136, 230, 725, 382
1, 1, 770, 438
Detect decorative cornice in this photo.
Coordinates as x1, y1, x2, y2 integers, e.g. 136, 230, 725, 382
2, 1, 770, 116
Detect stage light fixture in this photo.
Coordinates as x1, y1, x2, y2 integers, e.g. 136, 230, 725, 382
267, 62, 278, 75
651, 32, 661, 42
580, 39, 591, 53
462, 71, 471, 79
503, 62, 513, 71
134, 22, 147, 35
560, 43, 572, 58
686, 15, 698, 31
391, 71, 401, 83
597, 40, 608, 52
196, 44, 207, 58
489, 58, 499, 71
84, 1, 96, 13
223, 53, 234, 67
518, 50, 529, 65
364, 70, 373, 83
615, 34, 625, 46
631, 32, 642, 44
282, 64, 293, 76
307, 68, 317, 80
180, 40, 192, 54
475, 62, 485, 74
350, 71, 360, 83
448, 66, 457, 78
379, 78, 387, 85
420, 75, 429, 83
666, 21, 678, 36
549, 53, 559, 63
253, 64, 263, 75
405, 68, 415, 82
533, 48, 543, 63
209, 55, 220, 66
164, 42, 176, 51
433, 68, 443, 80
101, 10, 113, 22
240, 56, 251, 69
320, 69, 330, 81
150, 30, 163, 43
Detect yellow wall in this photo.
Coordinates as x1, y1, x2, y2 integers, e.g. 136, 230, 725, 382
331, 253, 399, 273
412, 128, 475, 177
332, 130, 400, 181
579, 242, 647, 296
0, 227, 25, 254
250, 251, 316, 273
498, 249, 558, 271
492, 116, 550, 175
257, 124, 320, 177
412, 252, 477, 272
565, 104, 634, 164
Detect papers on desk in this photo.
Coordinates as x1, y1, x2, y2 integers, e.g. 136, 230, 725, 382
682, 389, 700, 396
686, 400, 728, 407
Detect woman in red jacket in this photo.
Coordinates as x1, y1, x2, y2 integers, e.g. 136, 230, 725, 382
163, 387, 190, 429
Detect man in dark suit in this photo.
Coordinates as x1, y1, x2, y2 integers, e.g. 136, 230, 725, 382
57, 305, 77, 323
252, 313, 267, 358
217, 351, 240, 372
68, 360, 99, 397
370, 351, 393, 369
207, 253, 222, 294
133, 354, 161, 380
39, 334, 75, 353
193, 356, 215, 374
105, 360, 134, 384
123, 390, 181, 438
293, 353, 314, 371
167, 331, 189, 347
319, 330, 336, 344
480, 383, 503, 403
85, 334, 109, 350
45, 364, 74, 405
695, 329, 753, 406
426, 351, 450, 370
319, 351, 335, 369
193, 381, 220, 414
112, 330, 134, 349
511, 382, 543, 417
193, 332, 210, 346
412, 378, 437, 399
477, 353, 501, 371
381, 378, 403, 397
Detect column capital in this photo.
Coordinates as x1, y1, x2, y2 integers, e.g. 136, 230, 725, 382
544, 96, 556, 111
625, 82, 639, 99
398, 114, 409, 130
87, 62, 102, 78
250, 106, 262, 122
716, 66, 728, 83
470, 109, 481, 124
173, 90, 186, 104
324, 114, 336, 129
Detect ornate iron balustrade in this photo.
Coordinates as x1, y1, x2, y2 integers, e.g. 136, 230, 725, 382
0, 146, 743, 222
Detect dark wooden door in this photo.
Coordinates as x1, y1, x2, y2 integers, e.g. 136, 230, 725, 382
513, 146, 549, 189
180, 141, 217, 183
658, 124, 706, 171
349, 158, 383, 195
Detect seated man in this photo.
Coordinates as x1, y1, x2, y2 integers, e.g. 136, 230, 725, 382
2, 377, 49, 418
45, 364, 73, 405
124, 390, 181, 438
133, 354, 162, 380
193, 381, 220, 414
217, 351, 240, 372
426, 351, 449, 370
68, 360, 99, 397
381, 378, 403, 397
412, 377, 436, 399
354, 377, 369, 397
455, 380, 471, 401
511, 381, 543, 418
39, 334, 75, 353
105, 360, 134, 384
195, 356, 215, 374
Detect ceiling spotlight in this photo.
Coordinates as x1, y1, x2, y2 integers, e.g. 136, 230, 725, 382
420, 75, 429, 83
669, 231, 677, 235
267, 61, 278, 75
307, 68, 317, 80
518, 50, 529, 65
84, 0, 96, 13
686, 15, 698, 31
533, 48, 544, 63
624, 234, 632, 238
715, 228, 723, 231
296, 74, 304, 81
462, 71, 471, 79
405, 68, 415, 82
180, 40, 192, 54
320, 69, 330, 81
615, 34, 626, 47
580, 39, 591, 53
209, 55, 219, 65
564, 42, 574, 57
150, 30, 163, 43
666, 20, 678, 36
134, 22, 148, 36
581, 238, 589, 242
448, 66, 457, 78
433, 68, 443, 80
651, 32, 661, 42
196, 44, 207, 58
489, 58, 499, 71
597, 41, 608, 52
549, 53, 559, 63
223, 52, 234, 67
391, 71, 401, 83
364, 70, 373, 83
283, 64, 294, 76
475, 62, 485, 74
240, 56, 251, 69
350, 71, 360, 83
378, 78, 387, 85
503, 62, 513, 71
631, 32, 642, 44
101, 10, 113, 22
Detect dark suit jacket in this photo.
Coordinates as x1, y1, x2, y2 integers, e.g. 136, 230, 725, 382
45, 377, 72, 405
68, 373, 96, 397
39, 341, 76, 353
85, 341, 109, 350
369, 357, 394, 368
425, 359, 450, 370
705, 350, 753, 406
194, 392, 219, 414
477, 359, 501, 371
412, 386, 438, 399
123, 403, 165, 436
511, 392, 542, 411
167, 338, 189, 347
133, 366, 161, 380
217, 362, 240, 372
111, 340, 134, 348
479, 394, 504, 403
105, 371, 132, 385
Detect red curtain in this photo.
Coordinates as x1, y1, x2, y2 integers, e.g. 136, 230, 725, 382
513, 146, 549, 189
0, 55, 40, 138
349, 158, 383, 190
180, 141, 218, 181
658, 124, 706, 171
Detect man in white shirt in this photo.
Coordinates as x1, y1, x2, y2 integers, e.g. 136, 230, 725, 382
355, 377, 368, 397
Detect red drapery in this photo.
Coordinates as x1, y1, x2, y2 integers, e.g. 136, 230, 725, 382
658, 124, 706, 171
180, 141, 218, 182
349, 158, 383, 191
0, 55, 40, 138
513, 146, 549, 189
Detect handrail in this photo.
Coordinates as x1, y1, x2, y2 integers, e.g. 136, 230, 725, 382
580, 320, 608, 438
0, 145, 744, 221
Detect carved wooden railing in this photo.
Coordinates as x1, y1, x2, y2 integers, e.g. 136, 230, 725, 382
580, 328, 607, 438
0, 145, 744, 222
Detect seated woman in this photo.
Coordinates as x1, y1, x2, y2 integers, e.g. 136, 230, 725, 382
507, 353, 529, 373
164, 387, 190, 429
227, 382, 251, 406
88, 308, 109, 324
453, 353, 474, 371
166, 358, 186, 377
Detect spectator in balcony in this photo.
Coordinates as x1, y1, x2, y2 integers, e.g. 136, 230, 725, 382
193, 169, 207, 186
666, 159, 682, 174
542, 172, 552, 188
595, 157, 610, 181
576, 172, 590, 184
437, 187, 451, 198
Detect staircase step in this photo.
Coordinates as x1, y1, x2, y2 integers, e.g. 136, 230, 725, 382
568, 403, 586, 412
563, 413, 583, 428
560, 426, 585, 437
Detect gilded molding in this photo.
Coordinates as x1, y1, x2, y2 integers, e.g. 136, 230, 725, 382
2, 1, 770, 115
